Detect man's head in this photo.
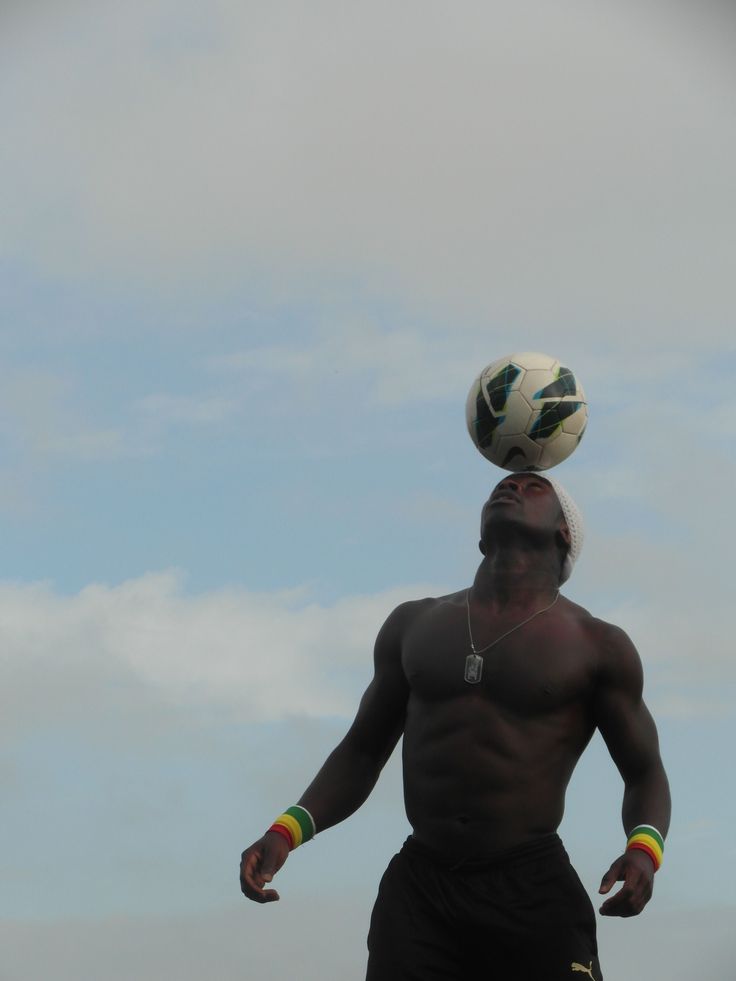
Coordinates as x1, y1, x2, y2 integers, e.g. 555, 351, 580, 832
479, 472, 584, 583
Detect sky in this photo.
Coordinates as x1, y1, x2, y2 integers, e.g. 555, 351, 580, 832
1, 1, 735, 978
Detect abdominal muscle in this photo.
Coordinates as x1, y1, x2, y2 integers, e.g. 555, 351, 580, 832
401, 692, 593, 857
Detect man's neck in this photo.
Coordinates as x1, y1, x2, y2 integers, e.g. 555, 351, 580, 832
471, 550, 560, 610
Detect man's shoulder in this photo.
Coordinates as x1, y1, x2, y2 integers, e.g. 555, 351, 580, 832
386, 589, 464, 622
558, 596, 627, 638
374, 591, 459, 660
413, 588, 468, 609
561, 603, 643, 682
556, 599, 640, 660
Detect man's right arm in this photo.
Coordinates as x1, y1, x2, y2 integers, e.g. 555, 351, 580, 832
592, 620, 671, 917
240, 600, 415, 903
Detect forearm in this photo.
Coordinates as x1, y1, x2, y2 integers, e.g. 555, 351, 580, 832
297, 729, 398, 834
597, 761, 671, 916
621, 760, 671, 838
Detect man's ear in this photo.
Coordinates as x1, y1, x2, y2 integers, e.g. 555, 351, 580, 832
558, 522, 571, 549
478, 539, 487, 556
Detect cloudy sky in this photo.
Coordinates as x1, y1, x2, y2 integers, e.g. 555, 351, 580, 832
1, 1, 735, 978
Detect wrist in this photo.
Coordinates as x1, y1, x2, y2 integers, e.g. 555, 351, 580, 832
626, 824, 664, 872
267, 805, 317, 851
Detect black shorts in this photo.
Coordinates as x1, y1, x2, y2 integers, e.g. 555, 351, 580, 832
366, 834, 603, 981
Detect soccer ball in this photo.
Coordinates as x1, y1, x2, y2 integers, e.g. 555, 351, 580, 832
466, 351, 588, 472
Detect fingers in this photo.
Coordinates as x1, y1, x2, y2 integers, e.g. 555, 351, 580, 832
240, 847, 281, 904
598, 855, 624, 895
599, 883, 649, 917
598, 854, 654, 917
239, 835, 290, 904
599, 887, 631, 917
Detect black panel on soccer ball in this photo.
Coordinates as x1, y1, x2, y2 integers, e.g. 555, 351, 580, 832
532, 368, 578, 401
473, 387, 499, 450
531, 401, 584, 440
488, 364, 522, 413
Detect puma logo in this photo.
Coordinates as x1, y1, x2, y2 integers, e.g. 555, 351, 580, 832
571, 962, 598, 981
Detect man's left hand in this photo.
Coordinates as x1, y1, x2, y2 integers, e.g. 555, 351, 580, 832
598, 849, 655, 917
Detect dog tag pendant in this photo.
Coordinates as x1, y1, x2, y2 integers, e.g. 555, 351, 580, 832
464, 653, 484, 684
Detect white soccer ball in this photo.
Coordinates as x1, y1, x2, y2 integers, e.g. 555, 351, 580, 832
466, 351, 588, 471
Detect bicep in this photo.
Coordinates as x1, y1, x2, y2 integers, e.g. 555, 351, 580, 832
593, 624, 663, 781
342, 603, 411, 764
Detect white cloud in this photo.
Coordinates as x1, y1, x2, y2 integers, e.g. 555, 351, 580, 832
2, 0, 734, 342
208, 319, 491, 407
570, 520, 736, 718
0, 364, 242, 474
0, 555, 731, 742
0, 368, 124, 462
0, 573, 442, 734
648, 690, 733, 720
210, 347, 317, 381
133, 393, 238, 425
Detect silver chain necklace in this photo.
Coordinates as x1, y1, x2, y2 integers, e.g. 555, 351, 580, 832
464, 588, 559, 684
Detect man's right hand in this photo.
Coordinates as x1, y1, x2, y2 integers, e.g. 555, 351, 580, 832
240, 832, 290, 903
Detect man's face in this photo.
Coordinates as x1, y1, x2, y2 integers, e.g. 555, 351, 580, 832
480, 473, 567, 545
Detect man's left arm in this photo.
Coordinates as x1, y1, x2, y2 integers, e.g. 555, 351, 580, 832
592, 621, 672, 917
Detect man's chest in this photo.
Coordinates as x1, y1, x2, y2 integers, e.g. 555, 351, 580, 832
401, 608, 595, 716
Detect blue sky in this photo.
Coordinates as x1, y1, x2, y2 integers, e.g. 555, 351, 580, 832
1, 2, 735, 978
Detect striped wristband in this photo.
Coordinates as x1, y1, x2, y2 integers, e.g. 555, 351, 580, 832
626, 824, 664, 871
267, 805, 317, 851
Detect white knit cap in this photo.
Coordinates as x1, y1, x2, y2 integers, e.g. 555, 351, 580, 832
540, 474, 584, 584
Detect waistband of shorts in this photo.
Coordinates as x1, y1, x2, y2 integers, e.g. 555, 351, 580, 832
401, 832, 566, 872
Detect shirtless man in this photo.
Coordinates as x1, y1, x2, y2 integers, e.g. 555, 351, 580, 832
240, 472, 671, 980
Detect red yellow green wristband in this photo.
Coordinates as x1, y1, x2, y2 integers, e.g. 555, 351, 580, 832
626, 824, 664, 871
267, 805, 316, 850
